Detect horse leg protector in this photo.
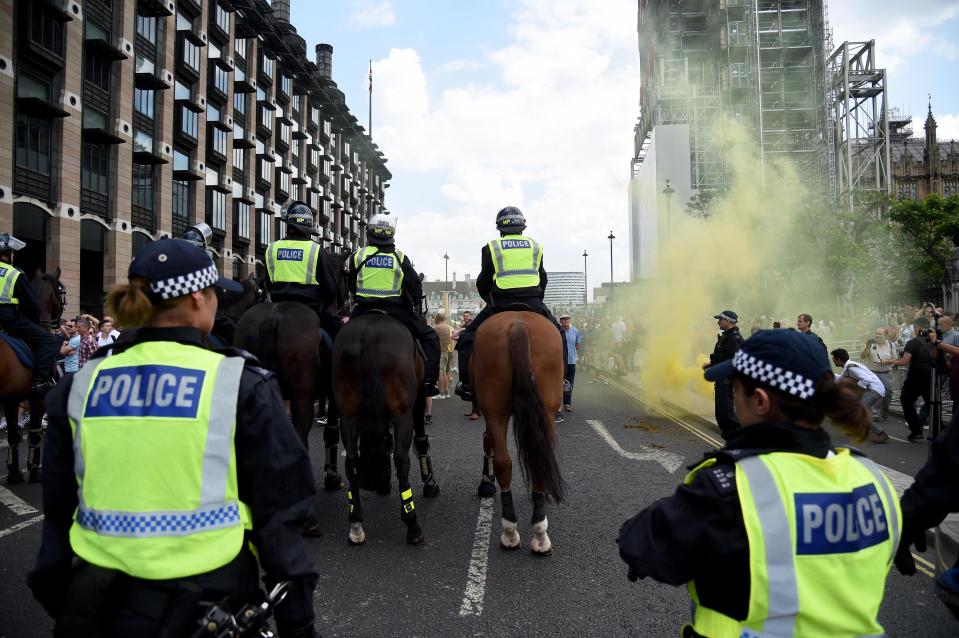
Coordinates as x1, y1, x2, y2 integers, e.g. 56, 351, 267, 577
27, 444, 42, 483
499, 490, 521, 549
477, 454, 496, 498
413, 435, 440, 497
530, 491, 551, 555
323, 435, 344, 491
400, 487, 425, 545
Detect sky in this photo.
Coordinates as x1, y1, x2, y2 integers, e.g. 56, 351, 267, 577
290, 0, 959, 292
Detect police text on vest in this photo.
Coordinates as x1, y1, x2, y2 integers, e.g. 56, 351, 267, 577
501, 239, 531, 249
85, 365, 207, 419
367, 255, 394, 268
794, 483, 889, 555
276, 248, 304, 261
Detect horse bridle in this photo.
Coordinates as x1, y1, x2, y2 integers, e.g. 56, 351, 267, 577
247, 274, 267, 303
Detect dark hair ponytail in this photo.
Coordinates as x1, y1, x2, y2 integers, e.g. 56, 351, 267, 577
734, 372, 872, 442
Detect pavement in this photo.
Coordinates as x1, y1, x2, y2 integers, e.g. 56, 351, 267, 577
0, 375, 957, 637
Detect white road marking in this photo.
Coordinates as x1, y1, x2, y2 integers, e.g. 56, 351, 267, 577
0, 514, 43, 540
0, 484, 38, 515
586, 419, 685, 474
458, 496, 495, 617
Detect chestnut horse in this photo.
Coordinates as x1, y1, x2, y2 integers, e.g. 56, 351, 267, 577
332, 313, 440, 546
473, 311, 565, 555
2, 271, 65, 483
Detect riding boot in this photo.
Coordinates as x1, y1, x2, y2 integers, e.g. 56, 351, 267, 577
454, 352, 473, 401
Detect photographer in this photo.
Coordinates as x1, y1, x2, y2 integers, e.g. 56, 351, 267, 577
890, 317, 935, 441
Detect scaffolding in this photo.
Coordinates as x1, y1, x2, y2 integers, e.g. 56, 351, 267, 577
828, 40, 891, 209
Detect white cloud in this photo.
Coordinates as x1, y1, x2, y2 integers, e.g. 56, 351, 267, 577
371, 1, 640, 282
439, 59, 485, 73
910, 113, 959, 142
347, 0, 395, 29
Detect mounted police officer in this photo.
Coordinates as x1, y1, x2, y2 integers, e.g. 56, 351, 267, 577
0, 233, 56, 393
348, 214, 440, 397
178, 222, 239, 347
619, 329, 900, 638
265, 200, 340, 341
454, 206, 565, 401
28, 238, 319, 638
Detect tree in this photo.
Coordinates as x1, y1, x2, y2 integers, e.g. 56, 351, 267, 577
685, 190, 720, 219
889, 194, 959, 307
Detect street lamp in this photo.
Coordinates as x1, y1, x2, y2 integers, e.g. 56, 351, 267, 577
443, 252, 449, 289
662, 179, 675, 279
582, 250, 588, 308
607, 231, 615, 304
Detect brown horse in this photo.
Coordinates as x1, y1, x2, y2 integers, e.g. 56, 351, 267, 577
333, 313, 440, 546
473, 311, 565, 555
2, 270, 65, 483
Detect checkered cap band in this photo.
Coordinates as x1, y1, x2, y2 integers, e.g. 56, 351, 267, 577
719, 313, 737, 322
150, 263, 219, 300
369, 221, 394, 237
732, 349, 816, 399
287, 211, 312, 225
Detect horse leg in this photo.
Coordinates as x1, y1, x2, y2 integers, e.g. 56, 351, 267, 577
529, 490, 552, 556
291, 394, 323, 537
412, 391, 440, 498
342, 417, 366, 545
490, 420, 520, 550
393, 414, 424, 545
26, 395, 44, 483
322, 399, 344, 491
4, 400, 23, 485
477, 430, 496, 498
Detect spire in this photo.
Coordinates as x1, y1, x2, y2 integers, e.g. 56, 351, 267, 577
925, 93, 937, 130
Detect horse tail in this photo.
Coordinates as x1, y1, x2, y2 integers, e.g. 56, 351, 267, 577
509, 320, 565, 503
357, 325, 389, 491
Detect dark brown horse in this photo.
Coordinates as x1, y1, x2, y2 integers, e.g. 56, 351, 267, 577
333, 313, 440, 545
209, 273, 267, 348
2, 270, 65, 483
473, 311, 565, 555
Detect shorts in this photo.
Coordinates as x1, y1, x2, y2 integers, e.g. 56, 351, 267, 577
439, 350, 452, 374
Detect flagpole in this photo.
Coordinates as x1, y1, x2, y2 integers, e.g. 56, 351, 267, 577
368, 59, 373, 138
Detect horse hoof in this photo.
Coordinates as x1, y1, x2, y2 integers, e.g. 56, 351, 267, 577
531, 543, 553, 556
301, 521, 323, 538
348, 524, 367, 545
5, 471, 24, 486
500, 531, 521, 550
324, 473, 344, 491
477, 479, 496, 498
423, 482, 440, 498
28, 468, 42, 483
407, 529, 426, 545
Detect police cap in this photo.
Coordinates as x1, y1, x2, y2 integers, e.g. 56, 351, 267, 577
129, 238, 243, 300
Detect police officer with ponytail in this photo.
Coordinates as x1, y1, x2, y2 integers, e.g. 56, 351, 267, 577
29, 238, 319, 637
618, 329, 900, 638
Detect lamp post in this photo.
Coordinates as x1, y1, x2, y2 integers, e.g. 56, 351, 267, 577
607, 231, 615, 305
443, 252, 449, 289
662, 179, 675, 279
582, 250, 588, 308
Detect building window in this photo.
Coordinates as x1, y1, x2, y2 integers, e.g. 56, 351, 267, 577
897, 180, 919, 200
208, 188, 226, 230
182, 39, 200, 74
945, 181, 959, 197
81, 143, 110, 216
179, 106, 198, 139
279, 123, 290, 145
278, 170, 290, 195
234, 38, 247, 59
214, 3, 230, 35
174, 79, 192, 101
234, 90, 247, 115
260, 53, 274, 81
235, 201, 251, 239
259, 106, 272, 132
84, 54, 112, 92
258, 158, 272, 185
258, 210, 272, 244
136, 14, 157, 44
211, 127, 228, 157
212, 65, 229, 96
14, 114, 52, 197
29, 5, 65, 58
134, 88, 155, 118
173, 147, 190, 171
233, 147, 246, 171
280, 74, 291, 97
132, 164, 155, 229
172, 179, 192, 236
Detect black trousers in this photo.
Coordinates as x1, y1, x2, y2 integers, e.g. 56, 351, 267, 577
714, 378, 740, 439
563, 364, 576, 406
352, 300, 440, 385
457, 296, 566, 386
0, 307, 55, 382
901, 373, 931, 436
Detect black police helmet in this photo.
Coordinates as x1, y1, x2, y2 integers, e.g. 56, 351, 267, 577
284, 201, 317, 235
495, 206, 526, 234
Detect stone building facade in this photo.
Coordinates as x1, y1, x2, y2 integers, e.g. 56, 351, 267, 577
891, 105, 959, 201
0, 0, 389, 316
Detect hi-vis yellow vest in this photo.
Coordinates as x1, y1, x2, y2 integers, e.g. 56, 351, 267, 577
353, 246, 405, 299
685, 449, 900, 638
0, 264, 21, 304
488, 235, 542, 290
66, 341, 251, 580
266, 239, 320, 285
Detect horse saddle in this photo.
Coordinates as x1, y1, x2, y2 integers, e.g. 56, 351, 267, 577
494, 301, 537, 313
0, 332, 35, 368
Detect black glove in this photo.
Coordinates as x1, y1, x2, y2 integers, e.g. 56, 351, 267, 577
894, 519, 928, 576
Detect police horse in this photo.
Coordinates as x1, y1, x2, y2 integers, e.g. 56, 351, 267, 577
332, 312, 441, 546
1, 271, 64, 483
473, 311, 565, 555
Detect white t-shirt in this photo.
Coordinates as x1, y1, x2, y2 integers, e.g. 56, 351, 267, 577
841, 360, 885, 396
97, 331, 119, 348
611, 320, 626, 344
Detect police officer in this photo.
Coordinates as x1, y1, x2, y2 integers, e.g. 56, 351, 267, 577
28, 239, 319, 637
265, 200, 340, 341
619, 329, 900, 638
348, 214, 440, 397
178, 222, 239, 347
702, 310, 744, 440
0, 233, 56, 392
454, 206, 566, 401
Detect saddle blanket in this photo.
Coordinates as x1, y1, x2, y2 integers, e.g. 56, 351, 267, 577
0, 333, 34, 368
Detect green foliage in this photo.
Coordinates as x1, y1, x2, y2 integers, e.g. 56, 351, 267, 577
684, 190, 722, 219
888, 194, 959, 291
